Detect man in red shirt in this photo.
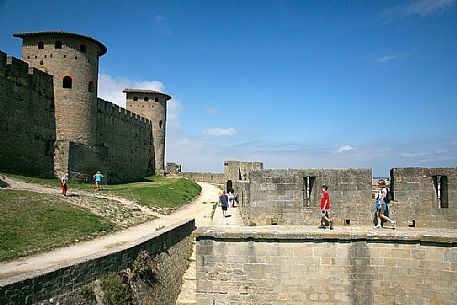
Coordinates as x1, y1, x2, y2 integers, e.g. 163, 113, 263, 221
319, 185, 334, 229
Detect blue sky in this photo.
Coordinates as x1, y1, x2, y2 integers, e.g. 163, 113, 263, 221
1, 0, 456, 176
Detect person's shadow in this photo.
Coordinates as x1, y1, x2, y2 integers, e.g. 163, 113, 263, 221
224, 215, 232, 218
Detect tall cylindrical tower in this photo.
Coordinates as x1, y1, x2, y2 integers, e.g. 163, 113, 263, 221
13, 31, 107, 146
124, 89, 171, 176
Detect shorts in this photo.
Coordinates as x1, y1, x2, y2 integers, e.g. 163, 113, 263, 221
321, 210, 329, 218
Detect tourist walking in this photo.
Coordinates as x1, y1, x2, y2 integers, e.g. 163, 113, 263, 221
93, 170, 104, 191
373, 180, 396, 229
319, 185, 333, 230
219, 190, 229, 217
60, 173, 68, 196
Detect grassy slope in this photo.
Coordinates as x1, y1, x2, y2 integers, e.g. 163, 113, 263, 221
2, 174, 202, 210
0, 190, 114, 261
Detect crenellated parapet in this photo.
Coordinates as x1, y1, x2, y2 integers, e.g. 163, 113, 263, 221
0, 50, 54, 98
96, 98, 152, 127
0, 50, 56, 177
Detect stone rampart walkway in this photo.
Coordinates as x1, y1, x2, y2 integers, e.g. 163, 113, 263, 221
177, 190, 244, 304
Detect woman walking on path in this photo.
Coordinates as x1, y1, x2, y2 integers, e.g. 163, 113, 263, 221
374, 180, 396, 229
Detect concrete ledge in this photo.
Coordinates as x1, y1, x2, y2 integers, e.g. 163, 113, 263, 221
194, 225, 457, 246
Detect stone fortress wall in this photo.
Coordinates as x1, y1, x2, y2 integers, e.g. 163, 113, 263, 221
0, 219, 195, 305
181, 160, 457, 229
0, 31, 170, 182
0, 51, 56, 177
196, 226, 457, 305
240, 168, 372, 226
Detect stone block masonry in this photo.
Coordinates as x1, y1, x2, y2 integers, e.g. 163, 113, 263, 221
0, 219, 195, 305
0, 51, 56, 177
179, 172, 226, 188
195, 226, 457, 305
242, 168, 372, 226
96, 98, 154, 183
390, 167, 457, 229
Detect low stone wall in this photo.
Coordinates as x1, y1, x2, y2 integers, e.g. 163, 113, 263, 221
0, 219, 195, 305
391, 167, 457, 229
244, 168, 372, 226
179, 172, 225, 187
196, 226, 457, 305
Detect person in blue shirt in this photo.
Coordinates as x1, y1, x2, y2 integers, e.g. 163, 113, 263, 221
93, 171, 104, 191
219, 190, 229, 217
374, 180, 396, 229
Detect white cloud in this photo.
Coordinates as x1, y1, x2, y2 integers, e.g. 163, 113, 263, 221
337, 145, 353, 153
384, 0, 456, 19
167, 98, 182, 132
97, 74, 164, 108
376, 53, 411, 63
201, 127, 238, 137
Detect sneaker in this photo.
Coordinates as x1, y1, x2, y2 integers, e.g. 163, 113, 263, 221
319, 224, 326, 229
375, 224, 382, 229
329, 221, 334, 230
392, 220, 397, 229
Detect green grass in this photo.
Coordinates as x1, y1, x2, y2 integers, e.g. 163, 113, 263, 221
0, 190, 114, 261
106, 177, 202, 211
1, 173, 202, 211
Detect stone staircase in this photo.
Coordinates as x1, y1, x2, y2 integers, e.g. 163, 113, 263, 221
176, 239, 197, 305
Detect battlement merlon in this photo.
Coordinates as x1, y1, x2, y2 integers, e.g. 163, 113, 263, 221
1, 50, 53, 97
122, 88, 172, 101
13, 31, 107, 56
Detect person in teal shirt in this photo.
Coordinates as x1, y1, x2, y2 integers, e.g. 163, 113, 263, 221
93, 171, 104, 191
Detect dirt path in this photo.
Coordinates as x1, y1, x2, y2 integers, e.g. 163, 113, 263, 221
3, 177, 159, 217
0, 182, 220, 285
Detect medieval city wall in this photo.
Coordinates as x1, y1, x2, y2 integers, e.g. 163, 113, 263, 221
95, 98, 154, 183
224, 160, 264, 182
240, 168, 372, 226
196, 226, 457, 305
0, 219, 195, 305
0, 51, 55, 177
179, 172, 225, 187
390, 167, 457, 229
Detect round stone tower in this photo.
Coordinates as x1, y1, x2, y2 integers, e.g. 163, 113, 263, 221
124, 89, 171, 176
13, 31, 107, 146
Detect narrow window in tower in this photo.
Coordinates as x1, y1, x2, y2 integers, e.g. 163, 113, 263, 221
55, 40, 62, 49
38, 41, 44, 49
133, 96, 138, 101
63, 76, 72, 89
144, 96, 149, 101
80, 44, 86, 53
155, 97, 159, 103
159, 120, 163, 128
88, 81, 94, 92
40, 60, 43, 65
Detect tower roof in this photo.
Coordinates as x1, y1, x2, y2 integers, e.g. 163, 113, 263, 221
123, 88, 172, 100
13, 31, 107, 56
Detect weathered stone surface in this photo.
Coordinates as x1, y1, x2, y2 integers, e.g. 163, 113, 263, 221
0, 219, 195, 305
196, 226, 457, 305
238, 168, 372, 226
391, 167, 457, 229
0, 51, 55, 177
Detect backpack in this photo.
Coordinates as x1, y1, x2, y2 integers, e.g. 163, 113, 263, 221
384, 188, 392, 204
